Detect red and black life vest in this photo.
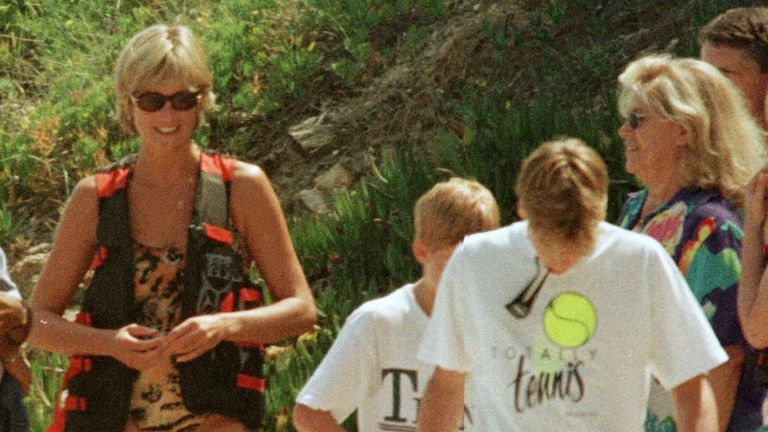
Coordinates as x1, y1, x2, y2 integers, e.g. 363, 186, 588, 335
50, 152, 266, 432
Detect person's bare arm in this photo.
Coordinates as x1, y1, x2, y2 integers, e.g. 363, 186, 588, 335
707, 345, 742, 431
292, 404, 345, 432
739, 170, 768, 347
165, 163, 316, 362
416, 367, 465, 432
671, 374, 718, 432
28, 178, 165, 370
4, 350, 30, 395
0, 293, 29, 360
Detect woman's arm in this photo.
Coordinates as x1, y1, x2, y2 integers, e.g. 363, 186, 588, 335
166, 162, 316, 362
28, 178, 165, 369
738, 170, 768, 347
678, 200, 750, 429
707, 345, 743, 431
671, 374, 718, 432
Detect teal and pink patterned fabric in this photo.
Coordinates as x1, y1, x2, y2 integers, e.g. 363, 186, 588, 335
619, 187, 765, 432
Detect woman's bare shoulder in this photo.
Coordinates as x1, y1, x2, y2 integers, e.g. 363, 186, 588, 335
230, 160, 275, 202
61, 176, 99, 227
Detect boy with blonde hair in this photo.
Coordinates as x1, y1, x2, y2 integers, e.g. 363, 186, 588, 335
417, 138, 726, 432
293, 178, 500, 432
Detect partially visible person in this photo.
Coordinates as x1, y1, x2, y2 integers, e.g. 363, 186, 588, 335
700, 7, 768, 127
616, 54, 766, 431
416, 138, 725, 432
292, 177, 500, 432
28, 24, 316, 432
765, 89, 768, 127
738, 169, 768, 348
0, 247, 30, 432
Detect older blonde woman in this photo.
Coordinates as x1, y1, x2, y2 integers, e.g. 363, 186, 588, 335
29, 24, 316, 432
617, 54, 766, 432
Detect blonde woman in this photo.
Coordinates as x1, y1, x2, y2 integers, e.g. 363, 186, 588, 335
29, 24, 316, 432
617, 54, 766, 432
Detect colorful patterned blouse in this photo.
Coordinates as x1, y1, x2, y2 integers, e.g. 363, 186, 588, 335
619, 187, 764, 432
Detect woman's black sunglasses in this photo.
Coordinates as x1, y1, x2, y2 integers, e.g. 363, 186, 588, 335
624, 112, 645, 129
131, 90, 201, 112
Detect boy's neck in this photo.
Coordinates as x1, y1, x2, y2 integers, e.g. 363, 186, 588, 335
412, 278, 436, 317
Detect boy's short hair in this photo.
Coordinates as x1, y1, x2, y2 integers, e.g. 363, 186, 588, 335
515, 137, 608, 254
699, 7, 768, 72
414, 178, 500, 250
114, 24, 216, 134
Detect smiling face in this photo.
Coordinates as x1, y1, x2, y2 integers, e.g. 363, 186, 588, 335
701, 43, 768, 122
132, 80, 200, 150
618, 105, 688, 190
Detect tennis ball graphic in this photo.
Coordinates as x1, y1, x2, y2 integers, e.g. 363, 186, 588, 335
544, 292, 597, 348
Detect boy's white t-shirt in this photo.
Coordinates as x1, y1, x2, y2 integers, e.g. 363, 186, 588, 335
418, 221, 727, 432
297, 284, 474, 431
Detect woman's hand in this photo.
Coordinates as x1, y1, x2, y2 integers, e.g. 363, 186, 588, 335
0, 293, 29, 361
164, 314, 230, 363
744, 170, 768, 234
110, 324, 166, 370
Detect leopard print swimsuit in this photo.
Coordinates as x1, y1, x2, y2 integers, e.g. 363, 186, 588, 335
127, 243, 205, 432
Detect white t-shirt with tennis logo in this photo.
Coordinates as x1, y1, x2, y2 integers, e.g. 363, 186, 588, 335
297, 284, 475, 431
418, 221, 727, 432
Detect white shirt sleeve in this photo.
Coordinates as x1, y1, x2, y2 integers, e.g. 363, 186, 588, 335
646, 243, 728, 390
296, 305, 382, 423
0, 247, 19, 299
418, 245, 471, 372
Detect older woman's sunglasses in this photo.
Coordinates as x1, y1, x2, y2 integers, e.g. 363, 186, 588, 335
132, 90, 201, 112
624, 112, 646, 129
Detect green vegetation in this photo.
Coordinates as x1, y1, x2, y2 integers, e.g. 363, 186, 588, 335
1, 0, 450, 239
2, 0, 745, 430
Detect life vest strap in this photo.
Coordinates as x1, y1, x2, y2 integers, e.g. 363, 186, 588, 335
239, 288, 262, 304
64, 395, 87, 412
89, 246, 108, 270
74, 312, 93, 327
63, 356, 92, 384
220, 292, 235, 313
236, 373, 266, 393
203, 224, 233, 244
200, 153, 236, 183
95, 166, 130, 198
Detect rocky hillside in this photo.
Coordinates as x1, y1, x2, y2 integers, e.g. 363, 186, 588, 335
249, 0, 758, 213
7, 0, 760, 293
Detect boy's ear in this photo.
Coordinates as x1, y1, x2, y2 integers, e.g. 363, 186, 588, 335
412, 239, 429, 265
516, 200, 527, 220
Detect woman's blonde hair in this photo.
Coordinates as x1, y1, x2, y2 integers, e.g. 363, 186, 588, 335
114, 24, 215, 134
414, 178, 501, 250
515, 138, 608, 255
618, 54, 766, 206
